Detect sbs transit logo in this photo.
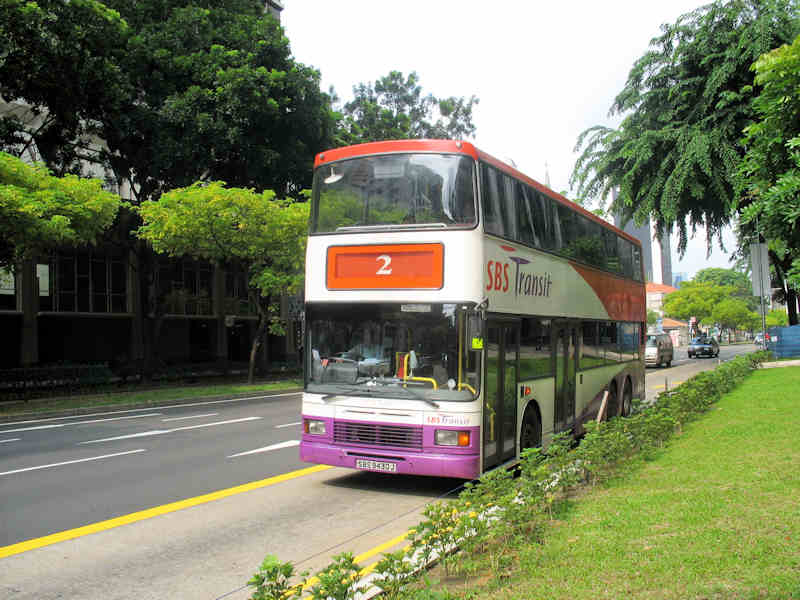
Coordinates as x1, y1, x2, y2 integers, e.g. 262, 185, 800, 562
486, 245, 553, 298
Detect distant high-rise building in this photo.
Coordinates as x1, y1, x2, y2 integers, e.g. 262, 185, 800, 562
673, 272, 688, 288
612, 189, 672, 285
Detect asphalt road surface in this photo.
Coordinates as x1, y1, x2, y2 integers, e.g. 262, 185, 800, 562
0, 344, 757, 600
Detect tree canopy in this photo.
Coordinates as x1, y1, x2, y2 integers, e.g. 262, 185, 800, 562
662, 280, 735, 323
571, 0, 799, 254
0, 152, 120, 268
336, 71, 478, 145
739, 34, 800, 296
0, 0, 130, 172
1, 0, 336, 199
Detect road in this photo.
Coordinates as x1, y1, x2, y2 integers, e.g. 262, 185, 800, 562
0, 344, 756, 599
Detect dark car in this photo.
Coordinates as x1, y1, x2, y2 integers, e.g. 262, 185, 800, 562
688, 336, 719, 358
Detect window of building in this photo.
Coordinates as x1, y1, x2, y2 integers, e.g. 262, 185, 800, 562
0, 268, 15, 310
158, 258, 212, 316
225, 268, 255, 315
42, 250, 127, 313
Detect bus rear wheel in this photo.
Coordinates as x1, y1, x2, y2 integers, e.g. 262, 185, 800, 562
520, 405, 542, 451
621, 379, 633, 417
605, 382, 619, 420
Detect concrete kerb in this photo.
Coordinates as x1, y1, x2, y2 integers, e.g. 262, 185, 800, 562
760, 360, 800, 369
0, 387, 303, 423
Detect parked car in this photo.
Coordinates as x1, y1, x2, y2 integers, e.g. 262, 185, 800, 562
688, 336, 719, 358
645, 333, 674, 368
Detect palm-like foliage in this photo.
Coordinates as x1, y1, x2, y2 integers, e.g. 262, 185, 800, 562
571, 0, 799, 254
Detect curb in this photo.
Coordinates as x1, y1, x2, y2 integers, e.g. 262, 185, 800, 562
0, 388, 303, 423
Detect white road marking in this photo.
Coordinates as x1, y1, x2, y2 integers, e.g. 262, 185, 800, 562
0, 392, 301, 427
0, 413, 162, 434
228, 440, 300, 458
275, 422, 301, 428
161, 412, 219, 422
0, 438, 21, 444
0, 449, 146, 477
81, 416, 263, 444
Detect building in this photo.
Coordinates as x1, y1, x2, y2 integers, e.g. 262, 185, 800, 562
612, 190, 673, 285
646, 282, 678, 317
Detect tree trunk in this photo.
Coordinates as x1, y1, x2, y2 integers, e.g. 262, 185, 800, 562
248, 315, 268, 384
787, 287, 798, 326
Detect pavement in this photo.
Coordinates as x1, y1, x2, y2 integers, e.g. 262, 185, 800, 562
761, 359, 800, 368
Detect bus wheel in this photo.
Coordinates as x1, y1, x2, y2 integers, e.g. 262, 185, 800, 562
520, 406, 542, 451
605, 382, 619, 419
621, 379, 633, 417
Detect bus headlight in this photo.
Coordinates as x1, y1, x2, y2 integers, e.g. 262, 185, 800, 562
435, 429, 470, 446
304, 419, 326, 435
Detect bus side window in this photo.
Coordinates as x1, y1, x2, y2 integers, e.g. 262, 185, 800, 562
516, 184, 539, 248
481, 164, 505, 237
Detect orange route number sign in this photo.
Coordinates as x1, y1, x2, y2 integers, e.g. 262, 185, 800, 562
326, 244, 444, 290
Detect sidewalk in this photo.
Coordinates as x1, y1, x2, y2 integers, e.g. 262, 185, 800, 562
761, 359, 800, 368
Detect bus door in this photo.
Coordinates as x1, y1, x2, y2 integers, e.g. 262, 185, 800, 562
483, 320, 519, 470
554, 322, 577, 433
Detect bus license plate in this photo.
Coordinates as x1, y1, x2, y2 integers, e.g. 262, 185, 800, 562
355, 459, 397, 473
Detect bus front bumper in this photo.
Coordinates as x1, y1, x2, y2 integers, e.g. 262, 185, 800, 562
300, 440, 480, 479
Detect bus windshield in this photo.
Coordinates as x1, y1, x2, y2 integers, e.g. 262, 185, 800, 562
311, 154, 476, 233
306, 302, 480, 401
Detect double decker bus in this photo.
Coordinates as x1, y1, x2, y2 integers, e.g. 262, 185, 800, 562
300, 140, 645, 479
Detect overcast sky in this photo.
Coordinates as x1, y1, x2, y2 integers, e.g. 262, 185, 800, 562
281, 0, 738, 280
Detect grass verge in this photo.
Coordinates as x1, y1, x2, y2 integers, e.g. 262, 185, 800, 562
468, 367, 800, 599
0, 379, 302, 419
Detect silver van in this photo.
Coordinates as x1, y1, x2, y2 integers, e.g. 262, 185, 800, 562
645, 333, 674, 368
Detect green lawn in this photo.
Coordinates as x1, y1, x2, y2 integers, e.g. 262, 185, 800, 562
0, 379, 302, 418
478, 367, 800, 599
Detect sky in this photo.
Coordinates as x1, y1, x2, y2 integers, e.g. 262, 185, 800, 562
281, 0, 738, 280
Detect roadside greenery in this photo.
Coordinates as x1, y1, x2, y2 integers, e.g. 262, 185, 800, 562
247, 351, 772, 600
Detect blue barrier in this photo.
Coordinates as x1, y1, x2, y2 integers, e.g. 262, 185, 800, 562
766, 324, 800, 359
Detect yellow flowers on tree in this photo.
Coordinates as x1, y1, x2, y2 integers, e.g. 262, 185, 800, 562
137, 182, 309, 382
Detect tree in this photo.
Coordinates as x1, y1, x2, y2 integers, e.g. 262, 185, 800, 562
647, 309, 660, 326
765, 308, 789, 327
711, 297, 756, 336
137, 182, 308, 382
739, 34, 800, 324
337, 71, 478, 145
571, 0, 798, 254
0, 152, 120, 268
662, 281, 734, 324
694, 267, 758, 310
0, 0, 130, 173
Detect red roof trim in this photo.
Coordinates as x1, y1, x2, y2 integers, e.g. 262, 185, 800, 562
314, 140, 479, 168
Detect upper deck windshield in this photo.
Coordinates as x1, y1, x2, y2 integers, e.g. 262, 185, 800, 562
306, 303, 481, 402
311, 153, 476, 233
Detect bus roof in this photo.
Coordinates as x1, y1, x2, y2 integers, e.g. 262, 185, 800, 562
314, 139, 641, 247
